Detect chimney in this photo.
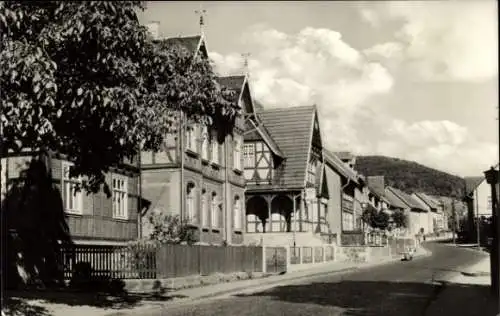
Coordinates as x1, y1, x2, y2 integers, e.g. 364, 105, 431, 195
367, 176, 385, 194
146, 21, 160, 40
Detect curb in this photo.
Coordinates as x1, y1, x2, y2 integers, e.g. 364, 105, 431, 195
461, 271, 491, 277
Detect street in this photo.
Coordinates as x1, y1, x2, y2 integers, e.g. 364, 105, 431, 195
126, 243, 494, 316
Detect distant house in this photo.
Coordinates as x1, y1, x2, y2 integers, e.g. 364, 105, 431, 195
385, 187, 427, 237
463, 164, 499, 235
412, 192, 446, 234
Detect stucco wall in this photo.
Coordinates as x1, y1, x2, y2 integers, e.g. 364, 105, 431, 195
325, 166, 342, 237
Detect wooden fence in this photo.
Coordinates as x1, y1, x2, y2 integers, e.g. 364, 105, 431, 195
61, 244, 263, 280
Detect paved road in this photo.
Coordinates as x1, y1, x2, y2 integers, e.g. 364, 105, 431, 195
120, 243, 493, 316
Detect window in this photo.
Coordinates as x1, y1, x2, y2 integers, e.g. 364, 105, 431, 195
211, 193, 219, 228
233, 135, 242, 170
311, 200, 318, 223
186, 124, 198, 152
201, 189, 209, 227
112, 174, 128, 219
487, 196, 492, 210
243, 143, 255, 168
211, 139, 219, 164
201, 126, 209, 160
186, 183, 196, 223
307, 158, 317, 184
343, 212, 354, 231
62, 162, 83, 214
233, 195, 241, 230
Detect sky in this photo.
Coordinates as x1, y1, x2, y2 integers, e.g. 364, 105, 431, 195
139, 1, 499, 177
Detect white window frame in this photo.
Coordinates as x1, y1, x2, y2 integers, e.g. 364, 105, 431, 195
62, 161, 83, 214
211, 193, 219, 228
234, 196, 241, 230
233, 135, 242, 170
186, 124, 198, 152
211, 139, 219, 164
202, 189, 209, 227
243, 143, 255, 168
186, 183, 196, 223
201, 126, 209, 160
112, 174, 128, 219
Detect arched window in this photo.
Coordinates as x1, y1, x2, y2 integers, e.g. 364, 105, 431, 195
233, 196, 241, 230
201, 188, 208, 227
211, 139, 219, 164
211, 192, 219, 228
186, 124, 198, 152
201, 126, 209, 160
186, 182, 196, 223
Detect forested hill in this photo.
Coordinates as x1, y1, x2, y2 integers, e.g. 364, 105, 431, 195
355, 156, 466, 198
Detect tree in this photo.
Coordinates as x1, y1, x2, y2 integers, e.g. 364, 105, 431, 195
391, 209, 408, 229
362, 207, 390, 231
148, 213, 198, 245
0, 1, 236, 193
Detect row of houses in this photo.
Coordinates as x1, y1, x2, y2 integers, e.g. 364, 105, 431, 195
0, 22, 449, 252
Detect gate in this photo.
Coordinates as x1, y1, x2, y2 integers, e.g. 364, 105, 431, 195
265, 247, 287, 273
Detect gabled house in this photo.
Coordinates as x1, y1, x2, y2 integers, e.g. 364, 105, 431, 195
140, 28, 246, 245
366, 176, 390, 214
412, 192, 446, 233
385, 187, 427, 237
323, 149, 361, 244
244, 104, 330, 247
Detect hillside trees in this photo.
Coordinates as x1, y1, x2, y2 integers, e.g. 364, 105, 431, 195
0, 1, 236, 193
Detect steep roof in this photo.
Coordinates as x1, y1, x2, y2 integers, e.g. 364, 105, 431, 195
161, 36, 203, 54
464, 176, 484, 196
384, 187, 407, 209
323, 149, 359, 184
387, 187, 426, 211
257, 105, 316, 189
217, 76, 284, 158
414, 192, 439, 210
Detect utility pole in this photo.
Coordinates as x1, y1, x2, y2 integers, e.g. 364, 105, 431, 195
484, 167, 499, 299
452, 200, 456, 244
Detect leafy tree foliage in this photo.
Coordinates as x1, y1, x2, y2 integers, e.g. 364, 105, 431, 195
148, 213, 198, 245
361, 207, 390, 231
391, 209, 408, 228
355, 156, 466, 199
0, 1, 236, 193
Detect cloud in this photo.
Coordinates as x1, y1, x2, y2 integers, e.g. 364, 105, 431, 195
210, 26, 394, 156
209, 24, 496, 176
364, 1, 498, 82
373, 120, 498, 176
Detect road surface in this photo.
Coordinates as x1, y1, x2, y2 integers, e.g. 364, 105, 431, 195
118, 242, 493, 316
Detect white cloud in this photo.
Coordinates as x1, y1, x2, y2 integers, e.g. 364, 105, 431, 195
373, 119, 498, 176
209, 24, 496, 176
365, 1, 498, 82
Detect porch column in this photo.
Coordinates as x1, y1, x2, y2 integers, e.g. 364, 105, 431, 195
265, 195, 273, 233
300, 191, 305, 232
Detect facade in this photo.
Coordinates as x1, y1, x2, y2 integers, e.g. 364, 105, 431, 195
243, 102, 334, 247
140, 34, 246, 245
1, 150, 140, 245
385, 187, 427, 237
412, 192, 447, 233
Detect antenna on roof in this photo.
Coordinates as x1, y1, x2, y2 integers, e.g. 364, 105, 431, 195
242, 52, 251, 77
195, 4, 207, 37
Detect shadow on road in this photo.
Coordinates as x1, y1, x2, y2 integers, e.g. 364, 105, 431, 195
4, 288, 187, 315
235, 280, 498, 316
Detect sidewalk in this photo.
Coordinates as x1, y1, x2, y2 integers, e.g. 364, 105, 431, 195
426, 257, 497, 316
446, 256, 491, 285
